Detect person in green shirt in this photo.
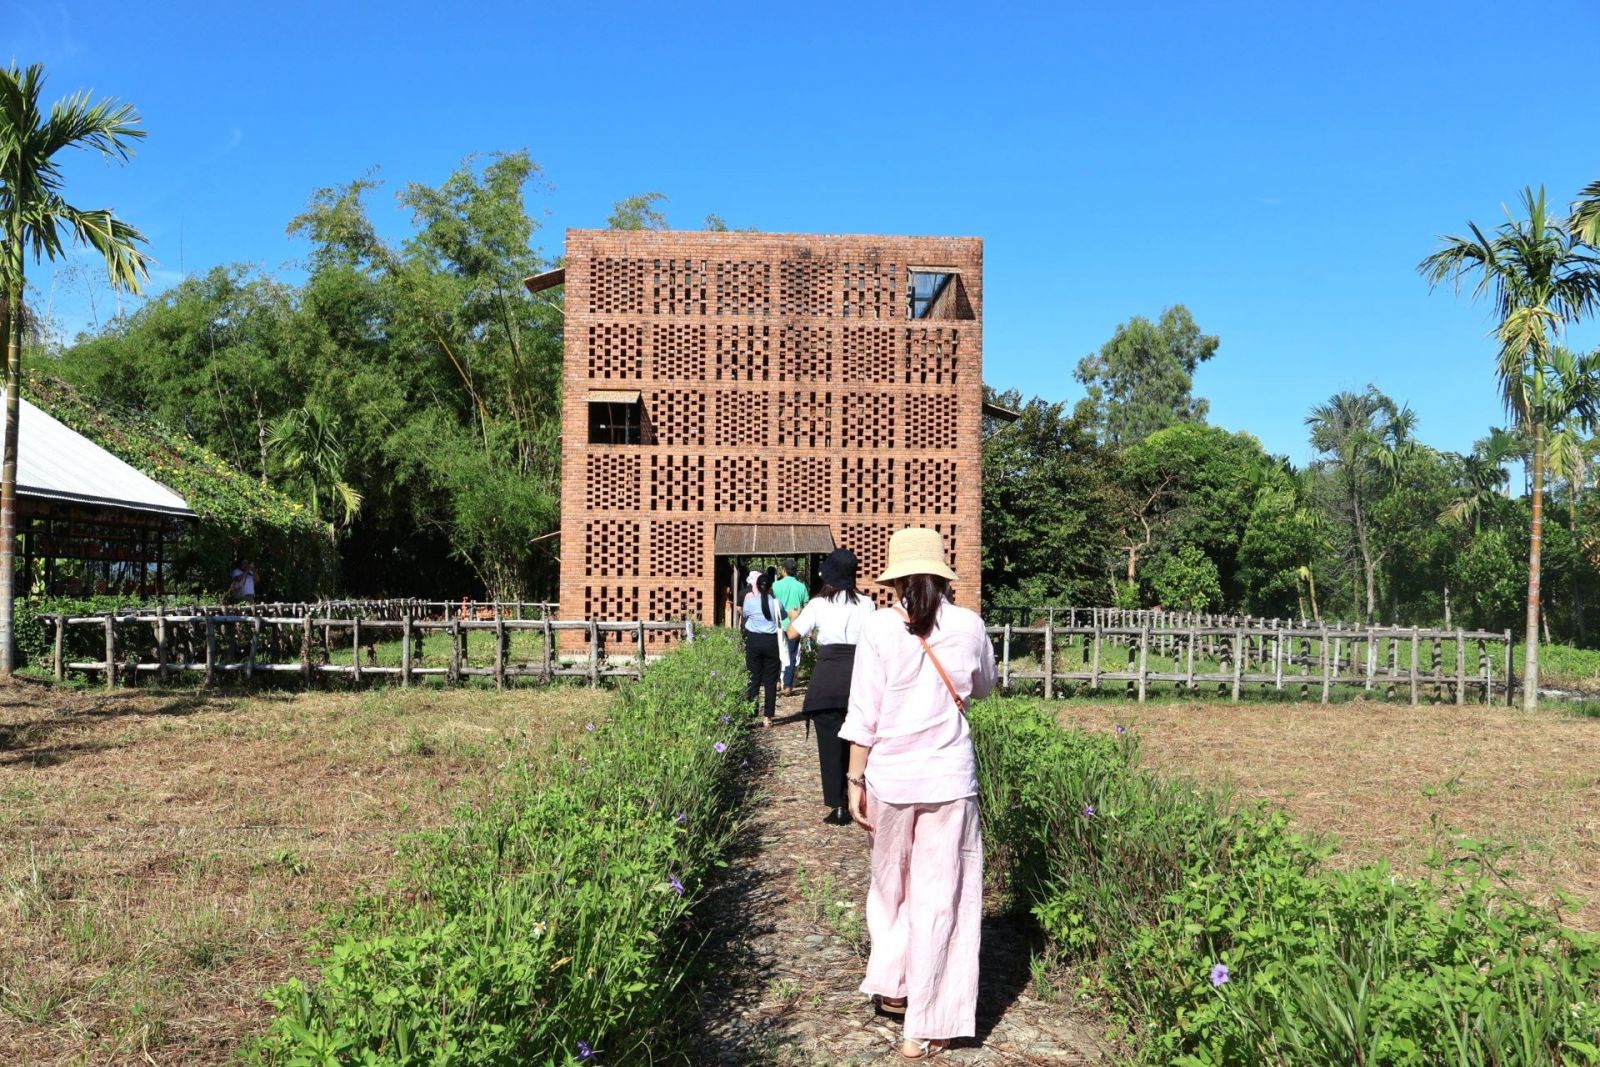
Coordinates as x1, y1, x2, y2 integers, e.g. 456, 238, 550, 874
773, 558, 810, 691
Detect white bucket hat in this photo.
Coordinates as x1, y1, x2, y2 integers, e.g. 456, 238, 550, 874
876, 527, 957, 584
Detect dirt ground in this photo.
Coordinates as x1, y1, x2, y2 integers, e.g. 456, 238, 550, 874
1060, 700, 1600, 930
0, 677, 608, 1066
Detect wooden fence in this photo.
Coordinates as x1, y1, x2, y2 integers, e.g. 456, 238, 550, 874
47, 601, 1514, 706
47, 607, 690, 689
987, 616, 1514, 705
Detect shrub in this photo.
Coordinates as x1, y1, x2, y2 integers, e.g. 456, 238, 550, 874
970, 698, 1600, 1066
249, 631, 751, 1066
15, 595, 145, 670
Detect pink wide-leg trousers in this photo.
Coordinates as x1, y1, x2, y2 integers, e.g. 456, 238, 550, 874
859, 793, 983, 1041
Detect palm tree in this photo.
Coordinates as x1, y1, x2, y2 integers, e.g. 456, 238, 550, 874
1420, 187, 1600, 709
1442, 431, 1515, 535
1572, 179, 1600, 246
1306, 386, 1406, 624
0, 63, 149, 672
266, 405, 363, 534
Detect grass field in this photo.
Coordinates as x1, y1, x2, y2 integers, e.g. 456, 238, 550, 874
0, 679, 609, 1066
1061, 699, 1600, 930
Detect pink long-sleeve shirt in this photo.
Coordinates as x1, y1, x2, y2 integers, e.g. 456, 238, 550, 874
839, 601, 998, 805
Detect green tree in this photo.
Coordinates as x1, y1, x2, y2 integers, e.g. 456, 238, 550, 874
1306, 387, 1412, 623
266, 404, 363, 532
0, 63, 149, 672
607, 192, 669, 231
981, 388, 1120, 606
1420, 187, 1600, 708
1073, 304, 1218, 448
1572, 178, 1600, 246
1238, 463, 1325, 620
1118, 422, 1272, 604
1150, 544, 1221, 612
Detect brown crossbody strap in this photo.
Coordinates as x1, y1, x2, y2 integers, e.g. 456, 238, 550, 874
894, 608, 967, 716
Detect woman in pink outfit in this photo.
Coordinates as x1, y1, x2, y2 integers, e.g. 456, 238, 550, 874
840, 528, 997, 1060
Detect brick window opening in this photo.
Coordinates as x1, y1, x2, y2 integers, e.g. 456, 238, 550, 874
587, 393, 644, 445
910, 269, 975, 321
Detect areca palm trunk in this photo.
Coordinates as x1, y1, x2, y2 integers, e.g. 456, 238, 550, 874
1, 267, 21, 674
1523, 420, 1545, 711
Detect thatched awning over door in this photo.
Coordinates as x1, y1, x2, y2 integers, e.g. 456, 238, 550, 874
713, 524, 836, 557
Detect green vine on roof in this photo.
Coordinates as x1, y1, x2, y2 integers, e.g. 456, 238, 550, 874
22, 374, 338, 598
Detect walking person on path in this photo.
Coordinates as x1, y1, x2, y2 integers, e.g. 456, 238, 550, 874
787, 549, 875, 826
840, 528, 997, 1059
742, 569, 784, 728
773, 557, 810, 692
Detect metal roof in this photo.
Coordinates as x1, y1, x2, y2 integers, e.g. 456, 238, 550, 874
1, 396, 194, 518
713, 523, 836, 557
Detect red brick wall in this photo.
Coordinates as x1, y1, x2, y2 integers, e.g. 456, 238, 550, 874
560, 230, 984, 646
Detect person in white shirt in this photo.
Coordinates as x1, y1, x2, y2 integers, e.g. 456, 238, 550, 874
229, 560, 257, 604
787, 548, 876, 825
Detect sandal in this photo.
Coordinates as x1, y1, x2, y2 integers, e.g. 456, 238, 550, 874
874, 994, 906, 1016
899, 1038, 947, 1060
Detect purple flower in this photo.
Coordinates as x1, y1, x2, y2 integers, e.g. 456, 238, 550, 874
578, 1040, 595, 1060
669, 874, 685, 896
674, 811, 687, 825
1083, 804, 1096, 817
585, 722, 595, 732
1115, 724, 1127, 735
713, 741, 727, 754
1211, 963, 1230, 987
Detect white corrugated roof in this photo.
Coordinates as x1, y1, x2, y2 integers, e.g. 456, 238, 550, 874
1, 395, 193, 517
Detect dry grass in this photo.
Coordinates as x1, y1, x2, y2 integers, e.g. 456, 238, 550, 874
1061, 700, 1600, 930
0, 678, 609, 1066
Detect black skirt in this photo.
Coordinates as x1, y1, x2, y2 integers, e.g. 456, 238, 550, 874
803, 643, 857, 714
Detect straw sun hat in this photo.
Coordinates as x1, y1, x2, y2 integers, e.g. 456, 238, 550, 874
876, 527, 958, 584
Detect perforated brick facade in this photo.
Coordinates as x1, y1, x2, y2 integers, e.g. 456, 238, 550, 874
559, 231, 984, 644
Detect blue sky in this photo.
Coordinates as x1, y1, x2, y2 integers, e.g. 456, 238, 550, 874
6, 0, 1598, 463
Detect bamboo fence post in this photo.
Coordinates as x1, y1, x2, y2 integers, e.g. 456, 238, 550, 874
156, 606, 168, 685
636, 620, 646, 680
449, 619, 462, 684
401, 614, 413, 688
53, 614, 65, 681
541, 617, 554, 681
1503, 629, 1514, 707
204, 620, 216, 688
1137, 625, 1149, 703
246, 618, 259, 686
352, 618, 362, 686
1231, 628, 1243, 702
103, 616, 115, 689
1409, 628, 1420, 706
1320, 628, 1331, 703
1090, 624, 1101, 691
685, 618, 695, 644
1273, 626, 1283, 691
495, 616, 507, 690
301, 616, 313, 686
1001, 623, 1012, 689
1455, 630, 1466, 706
1185, 626, 1196, 690
589, 621, 600, 687
1364, 632, 1376, 691
1043, 621, 1054, 700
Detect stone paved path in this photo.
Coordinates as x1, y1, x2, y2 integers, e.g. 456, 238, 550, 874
691, 692, 1106, 1065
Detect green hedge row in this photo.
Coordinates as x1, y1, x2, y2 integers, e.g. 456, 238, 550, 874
970, 698, 1600, 1066
248, 631, 751, 1066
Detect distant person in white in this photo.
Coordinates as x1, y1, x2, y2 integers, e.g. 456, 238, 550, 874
229, 560, 257, 604
787, 548, 876, 825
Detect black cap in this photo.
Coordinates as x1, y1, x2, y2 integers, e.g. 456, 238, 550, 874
819, 549, 858, 587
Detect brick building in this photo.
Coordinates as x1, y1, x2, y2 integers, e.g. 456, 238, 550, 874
535, 229, 983, 644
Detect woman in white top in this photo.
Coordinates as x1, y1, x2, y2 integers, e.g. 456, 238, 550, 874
839, 528, 997, 1059
787, 549, 876, 825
